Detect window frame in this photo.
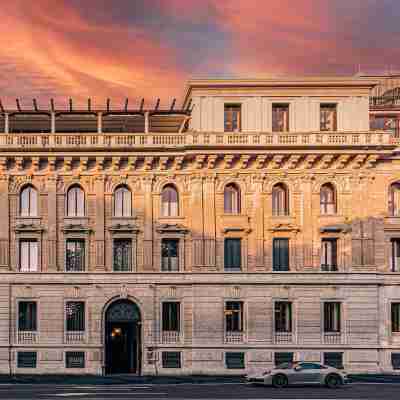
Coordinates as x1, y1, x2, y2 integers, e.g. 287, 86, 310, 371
113, 238, 133, 272
224, 183, 241, 214
321, 238, 338, 272
224, 104, 242, 133
224, 238, 242, 271
272, 103, 290, 132
225, 352, 245, 369
391, 302, 400, 333
66, 185, 85, 217
320, 103, 338, 131
224, 301, 244, 333
18, 239, 39, 272
273, 238, 290, 271
391, 238, 400, 272
161, 185, 179, 218
161, 351, 182, 368
113, 185, 132, 217
65, 301, 86, 333
65, 351, 85, 369
18, 300, 38, 332
274, 301, 292, 333
19, 185, 38, 217
320, 183, 337, 215
389, 182, 400, 217
161, 301, 181, 333
272, 183, 289, 216
161, 238, 180, 272
323, 302, 342, 333
65, 238, 86, 272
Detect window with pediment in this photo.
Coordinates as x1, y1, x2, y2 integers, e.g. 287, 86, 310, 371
224, 183, 241, 214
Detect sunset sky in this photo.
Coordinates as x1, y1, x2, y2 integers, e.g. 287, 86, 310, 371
1, 0, 399, 109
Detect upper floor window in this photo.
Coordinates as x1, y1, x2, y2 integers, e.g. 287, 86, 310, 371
66, 185, 85, 217
224, 238, 242, 271
114, 186, 132, 217
225, 301, 243, 332
224, 104, 241, 132
273, 238, 289, 271
320, 104, 337, 131
65, 301, 85, 332
162, 302, 180, 332
66, 239, 85, 272
161, 185, 179, 217
224, 183, 241, 214
275, 301, 292, 333
321, 238, 338, 271
18, 301, 37, 332
391, 303, 400, 333
320, 183, 336, 215
323, 302, 341, 333
272, 183, 289, 216
161, 239, 179, 272
272, 104, 289, 132
20, 185, 38, 217
19, 240, 38, 272
113, 239, 132, 272
389, 182, 400, 217
391, 239, 400, 272
370, 115, 399, 137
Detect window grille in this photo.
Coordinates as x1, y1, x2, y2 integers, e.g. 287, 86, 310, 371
162, 351, 181, 368
225, 352, 245, 369
66, 240, 85, 272
113, 239, 132, 272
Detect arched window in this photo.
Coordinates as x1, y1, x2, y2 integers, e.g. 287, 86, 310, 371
114, 186, 132, 217
272, 183, 289, 216
224, 183, 241, 214
320, 183, 337, 215
389, 182, 400, 216
20, 185, 38, 217
66, 185, 85, 217
161, 185, 179, 217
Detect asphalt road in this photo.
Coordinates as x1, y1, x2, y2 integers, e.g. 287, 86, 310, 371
0, 382, 400, 400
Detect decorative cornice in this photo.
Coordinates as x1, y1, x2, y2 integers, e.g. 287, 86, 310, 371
156, 223, 189, 234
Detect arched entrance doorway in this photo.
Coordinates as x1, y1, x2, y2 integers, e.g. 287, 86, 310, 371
105, 299, 141, 374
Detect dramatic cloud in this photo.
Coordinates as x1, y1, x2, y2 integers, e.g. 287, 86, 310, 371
0, 0, 399, 108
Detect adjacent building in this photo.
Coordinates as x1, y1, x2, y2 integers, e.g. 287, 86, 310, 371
0, 75, 400, 375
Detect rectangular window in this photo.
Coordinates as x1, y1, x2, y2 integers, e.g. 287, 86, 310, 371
17, 351, 37, 368
66, 239, 85, 272
65, 301, 85, 332
320, 104, 337, 131
66, 352, 85, 368
272, 104, 290, 132
161, 239, 179, 271
162, 351, 181, 368
18, 301, 37, 331
273, 238, 289, 271
225, 301, 243, 332
19, 240, 38, 272
162, 302, 180, 332
391, 239, 400, 272
274, 352, 293, 367
324, 352, 344, 369
275, 302, 292, 333
321, 239, 338, 271
224, 104, 241, 132
113, 239, 132, 272
324, 302, 341, 333
224, 238, 241, 271
392, 353, 400, 370
225, 352, 245, 369
392, 303, 400, 333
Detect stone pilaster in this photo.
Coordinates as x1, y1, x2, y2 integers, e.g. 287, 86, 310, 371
46, 175, 58, 271
94, 175, 105, 271
203, 175, 216, 269
0, 175, 9, 271
142, 176, 154, 271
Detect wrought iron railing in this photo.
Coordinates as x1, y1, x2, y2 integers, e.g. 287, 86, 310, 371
274, 331, 293, 344
323, 332, 342, 344
161, 331, 180, 344
225, 331, 245, 344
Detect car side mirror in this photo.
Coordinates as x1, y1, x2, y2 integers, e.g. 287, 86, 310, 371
294, 366, 302, 371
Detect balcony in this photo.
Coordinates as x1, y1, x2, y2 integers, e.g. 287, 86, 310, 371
274, 331, 293, 344
0, 131, 394, 152
323, 332, 343, 345
225, 331, 245, 344
17, 331, 38, 344
161, 330, 181, 344
65, 331, 85, 344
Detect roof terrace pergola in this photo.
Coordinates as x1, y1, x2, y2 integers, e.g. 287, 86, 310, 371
0, 98, 193, 134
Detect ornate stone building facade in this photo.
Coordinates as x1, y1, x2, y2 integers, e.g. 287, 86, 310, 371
0, 76, 400, 375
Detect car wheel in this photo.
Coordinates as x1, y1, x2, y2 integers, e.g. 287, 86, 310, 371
325, 374, 343, 389
272, 374, 288, 388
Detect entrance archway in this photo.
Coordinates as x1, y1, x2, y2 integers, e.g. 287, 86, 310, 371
105, 299, 141, 374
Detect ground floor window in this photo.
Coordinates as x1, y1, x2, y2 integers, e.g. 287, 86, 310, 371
323, 302, 341, 333
274, 352, 293, 367
17, 351, 37, 368
392, 303, 400, 333
324, 352, 344, 369
162, 351, 181, 368
225, 352, 245, 369
66, 352, 85, 368
65, 301, 85, 332
225, 301, 243, 333
392, 353, 400, 370
18, 301, 37, 331
162, 302, 180, 332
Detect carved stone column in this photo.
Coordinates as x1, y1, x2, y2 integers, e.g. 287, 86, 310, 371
190, 175, 204, 269
142, 176, 154, 271
203, 174, 216, 269
0, 174, 9, 271
94, 175, 105, 271
301, 175, 314, 270
251, 174, 265, 271
46, 175, 58, 271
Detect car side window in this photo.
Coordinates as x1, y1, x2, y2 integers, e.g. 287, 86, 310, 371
299, 363, 322, 369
